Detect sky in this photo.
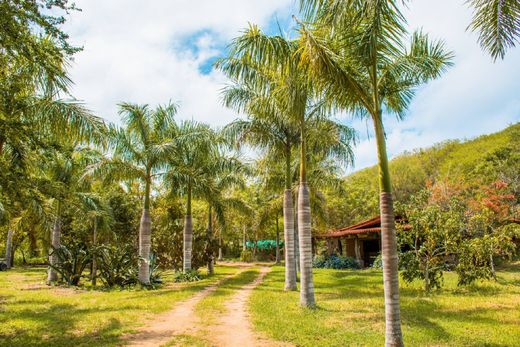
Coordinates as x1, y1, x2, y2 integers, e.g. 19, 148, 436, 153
64, 0, 520, 172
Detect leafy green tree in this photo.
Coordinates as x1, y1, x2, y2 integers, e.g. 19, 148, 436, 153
399, 191, 464, 292
0, 0, 81, 65
297, 0, 454, 343
88, 103, 178, 284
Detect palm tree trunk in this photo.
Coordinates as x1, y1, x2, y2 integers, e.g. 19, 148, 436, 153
5, 224, 14, 269
298, 123, 315, 307
242, 225, 247, 252
91, 218, 98, 286
206, 206, 214, 275
218, 234, 223, 261
28, 227, 38, 257
138, 179, 152, 284
275, 211, 281, 264
284, 189, 297, 290
48, 201, 62, 283
294, 195, 300, 275
183, 184, 193, 272
374, 112, 403, 347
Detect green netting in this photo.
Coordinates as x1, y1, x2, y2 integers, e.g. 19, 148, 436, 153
246, 240, 283, 250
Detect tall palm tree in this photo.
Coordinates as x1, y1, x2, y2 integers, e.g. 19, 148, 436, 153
165, 121, 227, 272
87, 103, 178, 284
218, 31, 316, 297
222, 113, 300, 290
297, 1, 454, 344
219, 29, 355, 305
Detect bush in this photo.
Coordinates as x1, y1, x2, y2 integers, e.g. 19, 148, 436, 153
372, 254, 383, 269
240, 249, 254, 262
94, 245, 139, 287
312, 254, 360, 269
173, 269, 202, 282
48, 243, 92, 286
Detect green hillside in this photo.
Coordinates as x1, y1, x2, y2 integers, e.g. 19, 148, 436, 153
325, 122, 520, 229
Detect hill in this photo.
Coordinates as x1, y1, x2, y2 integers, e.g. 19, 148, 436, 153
325, 122, 520, 229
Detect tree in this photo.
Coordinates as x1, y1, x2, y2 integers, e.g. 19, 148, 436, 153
165, 121, 231, 272
218, 25, 355, 305
466, 0, 520, 60
87, 103, 178, 284
222, 110, 300, 290
297, 1, 454, 343
0, 0, 81, 65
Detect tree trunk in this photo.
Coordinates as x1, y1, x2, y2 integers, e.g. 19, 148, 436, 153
294, 192, 300, 275
138, 178, 152, 284
218, 235, 223, 261
28, 227, 38, 257
5, 226, 14, 269
206, 207, 214, 275
275, 211, 281, 264
47, 202, 62, 283
183, 185, 193, 272
298, 183, 315, 307
374, 113, 403, 347
242, 225, 247, 252
91, 218, 98, 286
424, 261, 430, 292
490, 254, 496, 280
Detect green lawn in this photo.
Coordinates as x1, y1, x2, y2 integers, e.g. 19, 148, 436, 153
250, 262, 520, 346
0, 265, 240, 347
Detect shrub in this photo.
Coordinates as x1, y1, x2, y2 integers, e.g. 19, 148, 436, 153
94, 244, 139, 287
240, 249, 254, 262
372, 254, 383, 269
48, 243, 92, 286
312, 254, 360, 269
173, 269, 202, 282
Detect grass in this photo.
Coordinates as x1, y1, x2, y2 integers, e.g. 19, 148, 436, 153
250, 262, 520, 347
0, 265, 240, 347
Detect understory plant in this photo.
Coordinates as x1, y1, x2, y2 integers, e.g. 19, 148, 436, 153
313, 254, 360, 270
173, 269, 202, 282
47, 243, 92, 286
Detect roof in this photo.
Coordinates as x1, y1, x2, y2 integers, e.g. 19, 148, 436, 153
314, 215, 409, 239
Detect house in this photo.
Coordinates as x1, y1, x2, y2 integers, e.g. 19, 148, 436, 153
313, 216, 409, 267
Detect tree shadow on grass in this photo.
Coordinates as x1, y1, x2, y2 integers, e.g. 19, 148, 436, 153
0, 303, 127, 347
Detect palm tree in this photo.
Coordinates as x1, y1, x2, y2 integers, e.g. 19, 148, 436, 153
87, 103, 178, 284
41, 145, 101, 282
219, 29, 355, 305
164, 121, 226, 272
203, 157, 248, 274
297, 1, 454, 344
0, 39, 106, 160
222, 113, 300, 290
466, 0, 519, 60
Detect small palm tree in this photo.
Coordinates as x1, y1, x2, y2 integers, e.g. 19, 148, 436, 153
87, 103, 178, 284
297, 1, 454, 344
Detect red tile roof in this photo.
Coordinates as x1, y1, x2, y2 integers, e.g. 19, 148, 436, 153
314, 215, 409, 239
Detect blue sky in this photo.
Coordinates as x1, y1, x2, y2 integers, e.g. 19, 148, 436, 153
65, 0, 519, 172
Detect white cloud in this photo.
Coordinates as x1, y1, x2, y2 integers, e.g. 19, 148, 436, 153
65, 0, 294, 124
64, 0, 519, 172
